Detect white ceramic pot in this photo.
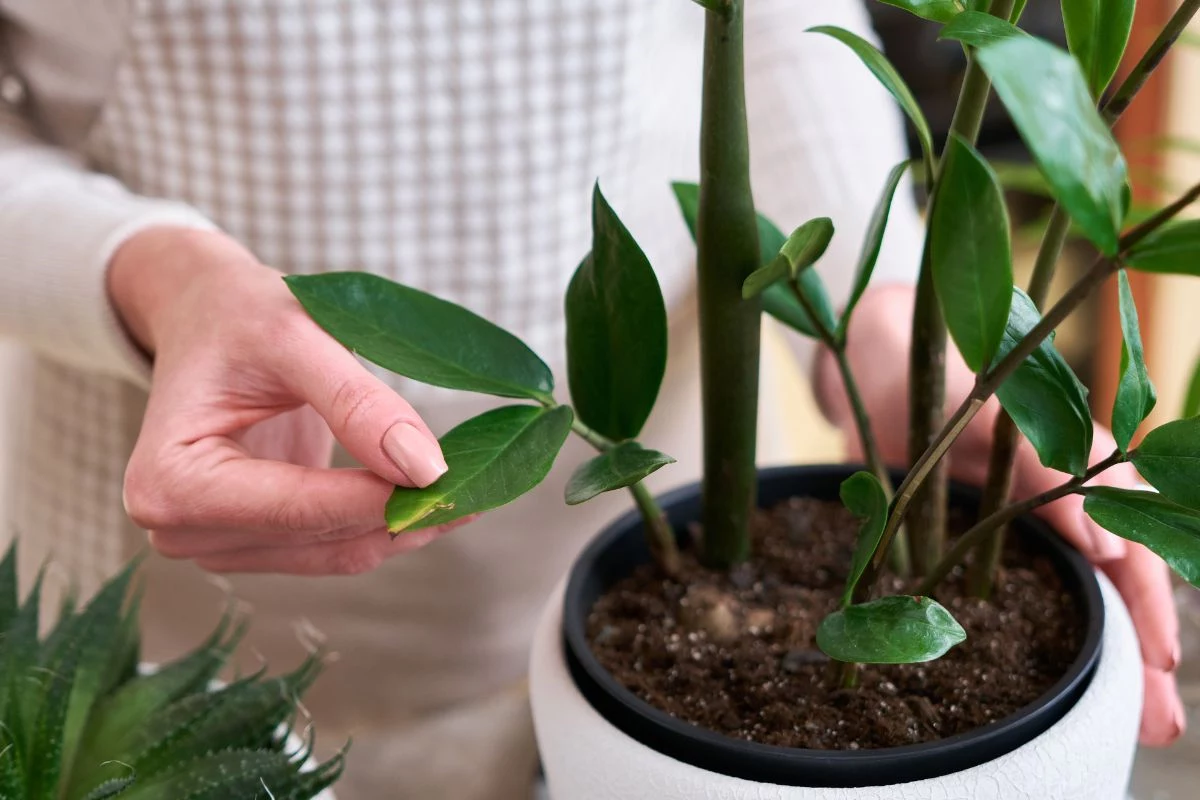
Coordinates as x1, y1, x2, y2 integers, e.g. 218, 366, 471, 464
530, 563, 1141, 800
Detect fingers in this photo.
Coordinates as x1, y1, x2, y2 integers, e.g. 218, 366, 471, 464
278, 323, 447, 489
1102, 543, 1181, 675
1140, 664, 1186, 746
125, 439, 395, 555
193, 522, 469, 575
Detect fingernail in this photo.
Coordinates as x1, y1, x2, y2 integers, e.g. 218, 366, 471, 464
383, 423, 448, 486
1087, 516, 1126, 561
1169, 640, 1182, 672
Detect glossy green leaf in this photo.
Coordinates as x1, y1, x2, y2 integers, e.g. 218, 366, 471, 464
386, 406, 573, 532
1062, 0, 1136, 97
876, 0, 963, 23
809, 26, 935, 173
1130, 419, 1200, 510
837, 161, 911, 342
565, 442, 675, 506
285, 273, 553, 401
671, 182, 836, 339
1125, 220, 1200, 276
1184, 354, 1200, 418
817, 596, 967, 664
994, 288, 1093, 476
1112, 270, 1157, 451
977, 37, 1127, 254
742, 218, 834, 300
566, 185, 669, 440
930, 134, 1013, 372
939, 10, 1028, 47
839, 472, 889, 607
1084, 488, 1200, 587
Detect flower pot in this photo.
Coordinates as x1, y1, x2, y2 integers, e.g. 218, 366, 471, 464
530, 464, 1142, 799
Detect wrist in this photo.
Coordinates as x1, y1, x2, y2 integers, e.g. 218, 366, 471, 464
106, 226, 258, 355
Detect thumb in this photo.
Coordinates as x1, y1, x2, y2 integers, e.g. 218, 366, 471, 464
281, 329, 448, 488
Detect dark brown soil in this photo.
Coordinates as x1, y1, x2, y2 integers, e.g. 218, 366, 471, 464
587, 497, 1085, 750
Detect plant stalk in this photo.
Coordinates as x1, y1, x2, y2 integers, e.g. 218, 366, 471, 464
695, 0, 762, 568
790, 282, 911, 576
905, 0, 1017, 578
918, 450, 1127, 595
1103, 0, 1200, 124
966, 204, 1072, 597
569, 416, 680, 576
966, 0, 1200, 595
869, 179, 1200, 589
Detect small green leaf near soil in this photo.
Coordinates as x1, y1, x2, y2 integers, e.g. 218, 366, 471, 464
587, 496, 1084, 750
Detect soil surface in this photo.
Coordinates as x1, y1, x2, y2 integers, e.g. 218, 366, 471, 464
587, 497, 1086, 750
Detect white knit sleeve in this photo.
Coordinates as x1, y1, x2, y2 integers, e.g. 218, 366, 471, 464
0, 96, 215, 389
743, 0, 925, 370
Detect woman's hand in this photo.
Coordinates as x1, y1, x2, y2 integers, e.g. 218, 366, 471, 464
813, 283, 1184, 747
107, 227, 462, 575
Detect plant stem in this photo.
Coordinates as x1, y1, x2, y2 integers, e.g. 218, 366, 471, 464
789, 282, 911, 576
695, 0, 762, 569
569, 416, 680, 577
869, 179, 1200, 588
1103, 0, 1200, 125
964, 0, 1200, 595
917, 450, 1127, 595
905, 0, 1017, 578
966, 204, 1072, 597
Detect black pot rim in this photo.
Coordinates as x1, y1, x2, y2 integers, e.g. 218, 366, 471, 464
561, 464, 1105, 788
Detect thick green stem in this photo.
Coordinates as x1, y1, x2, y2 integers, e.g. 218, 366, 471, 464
696, 1, 762, 569
918, 450, 1127, 595
569, 417, 680, 577
967, 205, 1072, 597
906, 0, 1016, 578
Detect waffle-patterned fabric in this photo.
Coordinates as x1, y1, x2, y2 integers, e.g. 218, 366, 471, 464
0, 1, 922, 797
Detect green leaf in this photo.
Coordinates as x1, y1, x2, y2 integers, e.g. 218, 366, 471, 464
994, 288, 1093, 476
1125, 220, 1200, 275
742, 218, 834, 300
839, 472, 889, 606
386, 406, 572, 532
837, 161, 911, 342
1112, 270, 1157, 451
671, 182, 837, 339
939, 10, 1028, 47
1062, 0, 1136, 97
930, 134, 1013, 372
566, 184, 668, 440
817, 596, 967, 664
1084, 488, 1200, 587
976, 37, 1127, 255
0, 542, 17, 636
809, 26, 935, 174
876, 0, 963, 24
285, 272, 553, 402
1130, 419, 1200, 510
565, 443, 675, 506
1184, 354, 1200, 418
81, 776, 136, 800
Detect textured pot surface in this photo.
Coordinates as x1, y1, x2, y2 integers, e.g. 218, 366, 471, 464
530, 466, 1142, 799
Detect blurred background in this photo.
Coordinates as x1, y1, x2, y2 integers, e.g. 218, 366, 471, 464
0, 1, 1196, 796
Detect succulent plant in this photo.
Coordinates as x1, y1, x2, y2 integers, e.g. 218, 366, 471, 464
0, 543, 344, 800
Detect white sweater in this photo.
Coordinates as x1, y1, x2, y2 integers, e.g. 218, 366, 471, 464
0, 1, 922, 797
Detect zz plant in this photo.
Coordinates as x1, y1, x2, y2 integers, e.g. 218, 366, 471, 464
288, 0, 1200, 682
0, 544, 343, 799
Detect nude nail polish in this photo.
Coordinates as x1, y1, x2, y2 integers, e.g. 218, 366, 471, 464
383, 423, 448, 486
